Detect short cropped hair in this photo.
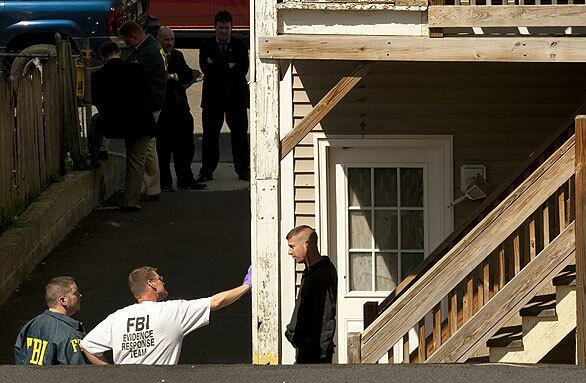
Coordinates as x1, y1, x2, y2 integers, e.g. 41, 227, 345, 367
286, 225, 318, 245
99, 41, 120, 59
118, 20, 143, 37
128, 266, 158, 299
214, 10, 233, 25
45, 276, 76, 308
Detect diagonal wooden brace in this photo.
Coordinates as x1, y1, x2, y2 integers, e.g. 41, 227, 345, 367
279, 61, 376, 160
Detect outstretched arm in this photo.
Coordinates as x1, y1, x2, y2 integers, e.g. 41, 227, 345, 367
210, 266, 252, 311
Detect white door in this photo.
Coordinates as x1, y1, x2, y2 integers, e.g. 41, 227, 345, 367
326, 140, 452, 363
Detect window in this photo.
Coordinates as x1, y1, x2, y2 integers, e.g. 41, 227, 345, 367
347, 166, 425, 292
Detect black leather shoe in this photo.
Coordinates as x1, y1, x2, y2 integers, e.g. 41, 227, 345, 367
238, 173, 250, 181
120, 206, 141, 213
139, 194, 160, 202
179, 182, 207, 191
162, 185, 175, 192
194, 174, 213, 183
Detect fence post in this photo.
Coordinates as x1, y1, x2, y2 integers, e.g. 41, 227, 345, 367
575, 115, 586, 365
56, 38, 81, 171
347, 332, 362, 364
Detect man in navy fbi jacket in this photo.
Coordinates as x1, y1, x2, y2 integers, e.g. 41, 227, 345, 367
14, 276, 87, 365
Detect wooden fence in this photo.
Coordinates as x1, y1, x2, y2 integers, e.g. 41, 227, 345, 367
0, 41, 81, 233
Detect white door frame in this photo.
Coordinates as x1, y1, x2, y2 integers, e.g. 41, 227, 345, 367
314, 134, 454, 362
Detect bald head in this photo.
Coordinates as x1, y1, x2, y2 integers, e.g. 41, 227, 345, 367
157, 26, 175, 54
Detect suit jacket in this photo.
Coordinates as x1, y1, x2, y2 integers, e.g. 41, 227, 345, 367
127, 34, 168, 111
199, 36, 249, 110
163, 48, 194, 113
91, 58, 155, 138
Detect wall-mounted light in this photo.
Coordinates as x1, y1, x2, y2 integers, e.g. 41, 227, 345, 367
449, 165, 491, 207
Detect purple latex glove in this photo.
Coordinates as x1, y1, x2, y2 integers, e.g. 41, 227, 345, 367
243, 265, 252, 288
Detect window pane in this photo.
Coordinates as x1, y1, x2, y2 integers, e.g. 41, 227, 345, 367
350, 252, 372, 291
401, 252, 424, 281
349, 211, 372, 249
376, 252, 398, 291
401, 168, 423, 207
374, 168, 397, 207
348, 168, 371, 207
401, 210, 424, 249
374, 210, 398, 249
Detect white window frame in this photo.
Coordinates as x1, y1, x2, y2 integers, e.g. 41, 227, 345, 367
344, 163, 428, 297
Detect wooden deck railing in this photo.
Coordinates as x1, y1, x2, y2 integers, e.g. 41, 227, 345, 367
350, 125, 578, 363
366, 113, 578, 330
432, 0, 585, 5
428, 1, 586, 35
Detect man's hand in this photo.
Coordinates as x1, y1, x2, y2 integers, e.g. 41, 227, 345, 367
243, 265, 252, 289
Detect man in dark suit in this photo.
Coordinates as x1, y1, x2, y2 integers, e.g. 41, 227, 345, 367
156, 26, 205, 191
90, 41, 156, 212
197, 10, 250, 182
119, 20, 168, 201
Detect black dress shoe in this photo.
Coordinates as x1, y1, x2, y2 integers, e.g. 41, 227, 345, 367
139, 194, 160, 202
238, 173, 250, 181
162, 185, 175, 192
179, 182, 207, 191
194, 174, 213, 183
120, 206, 141, 213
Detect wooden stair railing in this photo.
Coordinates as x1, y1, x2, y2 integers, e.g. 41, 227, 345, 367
370, 111, 579, 325
355, 132, 576, 363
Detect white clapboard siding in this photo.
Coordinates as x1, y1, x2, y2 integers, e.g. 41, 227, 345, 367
289, 60, 586, 288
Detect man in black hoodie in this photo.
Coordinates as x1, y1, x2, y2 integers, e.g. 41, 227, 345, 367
119, 21, 167, 201
91, 41, 155, 212
285, 225, 337, 364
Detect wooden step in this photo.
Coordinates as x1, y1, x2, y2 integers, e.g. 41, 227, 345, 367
486, 325, 524, 349
489, 284, 576, 363
519, 294, 557, 318
553, 264, 576, 286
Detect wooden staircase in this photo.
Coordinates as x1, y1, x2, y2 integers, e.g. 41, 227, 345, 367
348, 116, 586, 365
488, 264, 577, 364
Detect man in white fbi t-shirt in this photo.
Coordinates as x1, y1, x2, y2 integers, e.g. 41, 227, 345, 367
80, 265, 252, 365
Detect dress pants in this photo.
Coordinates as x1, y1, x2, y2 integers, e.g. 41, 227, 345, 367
200, 105, 249, 178
124, 135, 150, 208
156, 111, 196, 188
142, 137, 161, 196
87, 113, 110, 166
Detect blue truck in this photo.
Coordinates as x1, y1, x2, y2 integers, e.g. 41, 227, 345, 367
0, 0, 153, 77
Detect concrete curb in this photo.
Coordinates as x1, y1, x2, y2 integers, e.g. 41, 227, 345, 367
0, 156, 124, 305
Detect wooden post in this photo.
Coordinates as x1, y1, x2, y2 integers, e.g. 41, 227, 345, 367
575, 115, 586, 365
251, 0, 281, 365
428, 0, 444, 38
347, 332, 362, 363
363, 301, 379, 329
